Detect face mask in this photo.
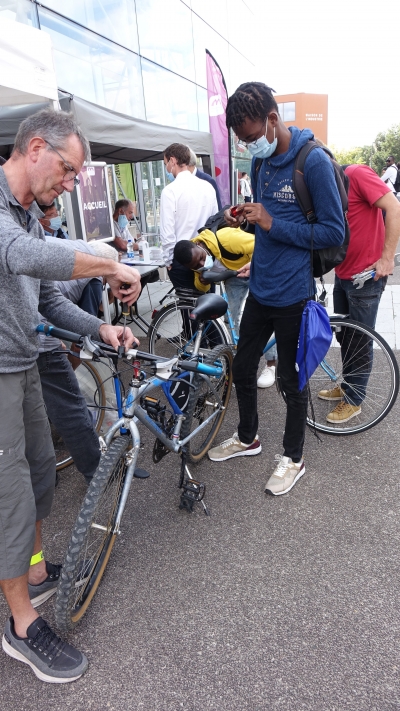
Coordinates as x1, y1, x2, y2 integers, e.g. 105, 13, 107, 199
118, 214, 129, 230
49, 216, 62, 230
195, 254, 214, 272
165, 170, 175, 182
247, 120, 277, 159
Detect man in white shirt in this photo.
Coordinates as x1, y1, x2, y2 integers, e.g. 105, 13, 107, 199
380, 156, 398, 194
239, 172, 252, 203
161, 143, 218, 290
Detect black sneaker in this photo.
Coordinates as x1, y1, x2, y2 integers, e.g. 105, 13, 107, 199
28, 562, 61, 608
2, 617, 88, 683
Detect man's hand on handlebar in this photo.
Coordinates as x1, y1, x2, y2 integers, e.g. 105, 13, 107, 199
107, 264, 142, 306
99, 324, 140, 351
237, 262, 251, 278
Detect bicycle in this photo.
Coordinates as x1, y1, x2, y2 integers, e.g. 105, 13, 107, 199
148, 269, 399, 435
36, 292, 233, 631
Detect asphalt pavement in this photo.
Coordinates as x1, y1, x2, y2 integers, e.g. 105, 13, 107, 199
2, 273, 400, 710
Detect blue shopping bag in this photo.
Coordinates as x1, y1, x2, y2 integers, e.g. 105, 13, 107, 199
295, 301, 332, 392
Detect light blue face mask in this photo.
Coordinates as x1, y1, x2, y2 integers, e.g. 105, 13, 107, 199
165, 170, 175, 182
49, 216, 62, 231
118, 214, 129, 230
195, 254, 214, 272
247, 120, 277, 159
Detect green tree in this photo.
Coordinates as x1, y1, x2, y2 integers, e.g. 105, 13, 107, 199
329, 145, 370, 165
370, 124, 400, 175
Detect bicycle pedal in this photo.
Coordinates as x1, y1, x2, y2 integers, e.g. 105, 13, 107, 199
134, 468, 150, 479
179, 478, 206, 513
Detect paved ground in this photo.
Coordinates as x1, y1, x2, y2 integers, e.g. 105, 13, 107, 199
2, 273, 400, 710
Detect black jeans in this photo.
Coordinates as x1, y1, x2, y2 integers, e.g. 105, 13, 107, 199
233, 293, 309, 461
168, 257, 222, 347
333, 274, 387, 405
38, 351, 100, 482
77, 278, 103, 317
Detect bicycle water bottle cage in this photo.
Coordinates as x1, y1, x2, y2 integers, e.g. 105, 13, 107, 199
201, 269, 238, 283
154, 356, 179, 380
189, 293, 227, 322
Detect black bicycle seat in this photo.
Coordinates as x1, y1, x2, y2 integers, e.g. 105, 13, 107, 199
201, 269, 238, 283
189, 293, 227, 322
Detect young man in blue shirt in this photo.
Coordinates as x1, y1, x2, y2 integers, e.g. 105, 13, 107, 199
208, 82, 345, 495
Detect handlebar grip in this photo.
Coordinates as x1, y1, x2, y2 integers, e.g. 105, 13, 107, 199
36, 324, 83, 344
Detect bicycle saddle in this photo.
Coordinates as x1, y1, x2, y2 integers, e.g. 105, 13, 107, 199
201, 269, 238, 283
189, 293, 227, 322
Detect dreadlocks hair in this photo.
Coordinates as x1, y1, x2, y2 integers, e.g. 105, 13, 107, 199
226, 82, 278, 131
173, 239, 196, 266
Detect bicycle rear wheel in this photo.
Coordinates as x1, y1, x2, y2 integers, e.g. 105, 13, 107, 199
53, 361, 106, 472
148, 300, 230, 359
55, 436, 132, 630
279, 317, 399, 435
180, 345, 233, 462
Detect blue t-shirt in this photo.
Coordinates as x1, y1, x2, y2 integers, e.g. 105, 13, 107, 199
249, 127, 345, 307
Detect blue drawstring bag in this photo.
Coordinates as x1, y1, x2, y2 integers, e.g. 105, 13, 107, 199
295, 301, 332, 391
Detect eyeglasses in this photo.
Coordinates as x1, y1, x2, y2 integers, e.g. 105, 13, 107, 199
44, 139, 80, 186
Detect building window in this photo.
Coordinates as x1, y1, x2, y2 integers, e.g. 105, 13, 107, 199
38, 8, 145, 119
277, 101, 296, 122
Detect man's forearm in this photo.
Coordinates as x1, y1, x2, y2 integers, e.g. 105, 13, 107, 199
71, 252, 118, 280
382, 210, 400, 259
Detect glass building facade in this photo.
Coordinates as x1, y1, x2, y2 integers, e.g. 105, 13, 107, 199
0, 0, 255, 228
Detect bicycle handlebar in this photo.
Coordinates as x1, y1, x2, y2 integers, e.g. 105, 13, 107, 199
37, 323, 84, 344
201, 268, 238, 283
36, 325, 214, 374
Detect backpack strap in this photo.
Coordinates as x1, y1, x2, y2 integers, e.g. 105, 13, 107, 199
215, 234, 243, 262
293, 142, 319, 223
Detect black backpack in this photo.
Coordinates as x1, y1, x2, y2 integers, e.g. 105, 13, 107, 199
256, 142, 350, 277
392, 166, 400, 194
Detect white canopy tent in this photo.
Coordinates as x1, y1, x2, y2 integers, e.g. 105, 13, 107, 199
0, 17, 58, 106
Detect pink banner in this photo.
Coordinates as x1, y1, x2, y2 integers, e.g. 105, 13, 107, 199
206, 50, 230, 207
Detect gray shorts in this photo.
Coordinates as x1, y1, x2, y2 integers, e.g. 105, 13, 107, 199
0, 365, 56, 580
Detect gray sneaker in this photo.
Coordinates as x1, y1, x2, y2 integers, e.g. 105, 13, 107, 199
264, 455, 305, 496
208, 432, 261, 461
2, 616, 88, 683
28, 562, 61, 608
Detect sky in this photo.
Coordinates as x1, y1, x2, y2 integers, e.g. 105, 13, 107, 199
250, 0, 400, 150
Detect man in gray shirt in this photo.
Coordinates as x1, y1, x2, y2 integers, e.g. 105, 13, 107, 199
0, 108, 141, 683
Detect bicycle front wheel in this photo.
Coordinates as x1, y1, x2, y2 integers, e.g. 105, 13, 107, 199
148, 301, 230, 359
180, 345, 233, 462
55, 436, 132, 630
53, 360, 106, 472
307, 318, 399, 434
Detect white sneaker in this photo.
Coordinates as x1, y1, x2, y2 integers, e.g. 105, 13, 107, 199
257, 365, 276, 388
264, 455, 305, 496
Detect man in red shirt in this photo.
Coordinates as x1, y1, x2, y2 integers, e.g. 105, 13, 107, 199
318, 164, 400, 422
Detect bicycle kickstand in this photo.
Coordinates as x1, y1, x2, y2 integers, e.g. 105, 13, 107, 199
178, 451, 209, 516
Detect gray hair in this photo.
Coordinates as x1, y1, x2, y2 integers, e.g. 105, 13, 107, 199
187, 147, 197, 167
13, 108, 91, 162
89, 240, 118, 262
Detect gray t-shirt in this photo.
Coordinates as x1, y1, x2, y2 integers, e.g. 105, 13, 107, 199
38, 237, 101, 353
0, 167, 103, 372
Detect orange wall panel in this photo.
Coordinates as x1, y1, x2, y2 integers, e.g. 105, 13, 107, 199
275, 93, 328, 145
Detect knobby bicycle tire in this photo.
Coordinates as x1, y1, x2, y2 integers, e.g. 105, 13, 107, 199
54, 360, 106, 472
180, 345, 233, 462
55, 436, 132, 630
277, 317, 399, 435
148, 301, 230, 360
